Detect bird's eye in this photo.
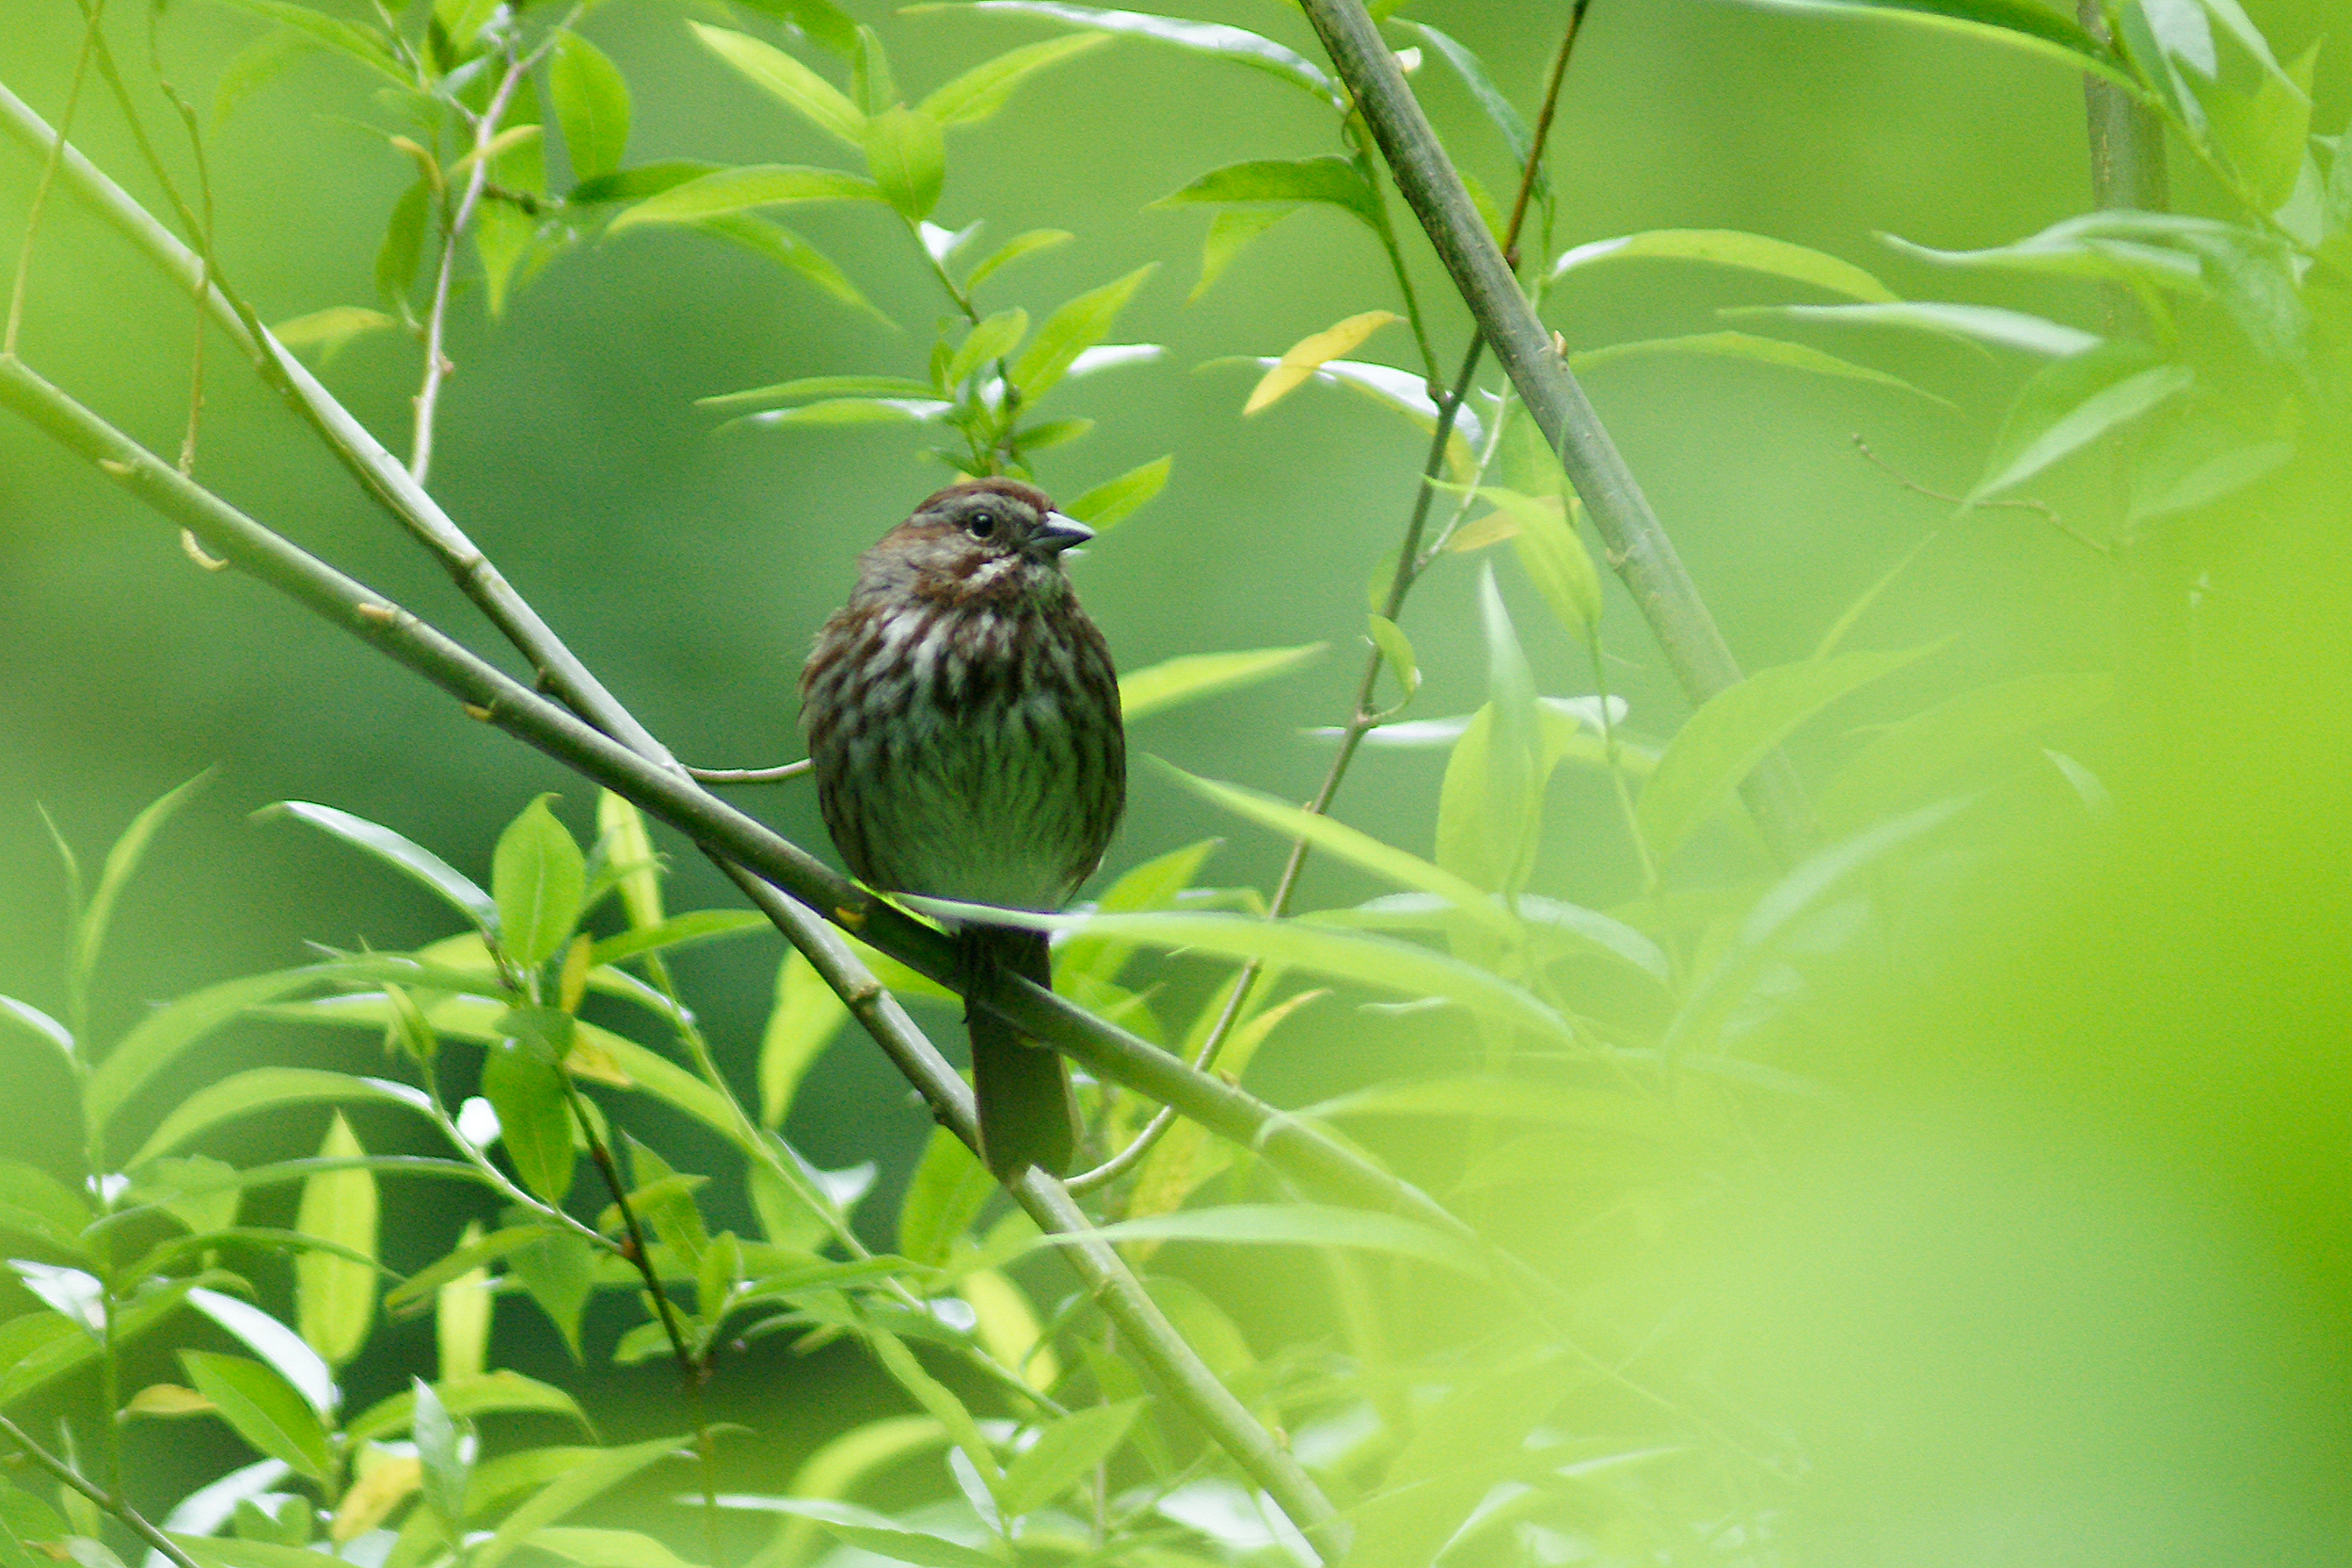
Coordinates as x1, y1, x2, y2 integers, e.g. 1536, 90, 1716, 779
967, 510, 997, 539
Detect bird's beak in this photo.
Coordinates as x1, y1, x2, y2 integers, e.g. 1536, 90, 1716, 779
1034, 512, 1095, 556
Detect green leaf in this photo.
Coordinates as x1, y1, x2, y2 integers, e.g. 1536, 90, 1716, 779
1187, 205, 1295, 301
412, 1378, 469, 1526
919, 1, 1336, 100
210, 26, 309, 125
1118, 643, 1325, 723
1551, 227, 1899, 301
260, 801, 497, 933
907, 902, 1570, 1043
75, 772, 208, 1013
1479, 487, 1601, 636
1064, 454, 1171, 531
1302, 1075, 1669, 1139
523, 1529, 697, 1568
963, 228, 1073, 292
493, 796, 584, 969
590, 911, 770, 967
862, 1327, 998, 1485
481, 1040, 576, 1204
169, 1539, 344, 1568
124, 1154, 242, 1235
1012, 416, 1091, 452
921, 33, 1108, 125
0, 995, 72, 1067
181, 1352, 334, 1482
269, 307, 397, 364
1153, 155, 1379, 230
812, 1521, 997, 1568
294, 1115, 376, 1369
508, 1230, 596, 1362
724, 0, 858, 55
1638, 645, 1932, 863
692, 24, 864, 146
999, 1399, 1146, 1517
374, 176, 429, 311
474, 1438, 693, 1568
1970, 350, 2193, 501
1716, 0, 2138, 93
609, 166, 882, 232
1569, 331, 1947, 404
1366, 612, 1418, 702
759, 950, 849, 1129
754, 1421, 949, 1568
699, 375, 938, 411
693, 214, 888, 323
128, 1068, 430, 1170
1877, 210, 2220, 293
347, 1370, 592, 1444
1402, 23, 1531, 164
550, 31, 630, 182
382, 1226, 548, 1315
0, 1163, 92, 1258
1010, 263, 1156, 401
850, 24, 898, 116
98, 967, 380, 1140
895, 1127, 993, 1269
1721, 300, 2099, 356
729, 397, 947, 430
1042, 1204, 1486, 1275
945, 308, 1029, 388
1820, 672, 2112, 832
864, 106, 946, 220
1154, 761, 1513, 937
208, 0, 408, 87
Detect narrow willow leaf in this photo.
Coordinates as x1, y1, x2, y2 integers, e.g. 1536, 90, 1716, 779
589, 911, 769, 968
0, 1162, 93, 1258
1041, 1204, 1486, 1275
269, 307, 396, 363
759, 950, 848, 1128
131, 1069, 430, 1167
1474, 487, 1600, 635
1820, 672, 2112, 832
1011, 416, 1091, 452
915, 1, 1336, 100
1966, 350, 2183, 502
508, 1231, 596, 1362
864, 105, 946, 220
1320, 892, 1669, 984
434, 1227, 493, 1383
1570, 331, 1947, 404
1366, 613, 1417, 700
259, 801, 497, 933
332, 1455, 421, 1544
814, 1521, 998, 1568
896, 1126, 993, 1268
89, 967, 344, 1133
1188, 205, 1295, 301
1243, 310, 1402, 415
474, 1436, 692, 1568
0, 995, 73, 1065
524, 1529, 695, 1568
921, 34, 1108, 125
862, 1328, 999, 1486
608, 166, 882, 232
549, 31, 629, 182
294, 1115, 376, 1369
210, 0, 408, 87
210, 26, 309, 125
901, 903, 1570, 1043
181, 1352, 333, 1481
1118, 643, 1324, 722
691, 24, 864, 146
1638, 645, 1931, 864
1065, 454, 1171, 531
1010, 263, 1156, 401
726, 0, 858, 56
1715, 0, 2137, 94
1215, 356, 1485, 456
1402, 23, 1531, 163
731, 397, 948, 430
1153, 155, 1378, 230
1878, 211, 2220, 292
999, 1400, 1147, 1517
493, 796, 584, 969
1303, 1076, 1670, 1140
1722, 300, 2098, 356
963, 228, 1073, 292
693, 213, 888, 323
1152, 761, 1514, 937
568, 161, 720, 206
945, 308, 1028, 388
697, 375, 939, 411
76, 772, 208, 1011
189, 1283, 346, 1415
1551, 227, 1899, 301
479, 1041, 575, 1204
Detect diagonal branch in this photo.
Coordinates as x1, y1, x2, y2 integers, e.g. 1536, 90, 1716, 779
1290, 0, 1819, 864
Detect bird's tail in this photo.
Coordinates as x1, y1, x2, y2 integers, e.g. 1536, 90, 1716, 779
962, 926, 1078, 1180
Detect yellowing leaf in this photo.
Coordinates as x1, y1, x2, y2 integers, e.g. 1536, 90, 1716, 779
295, 1114, 377, 1369
1245, 310, 1402, 414
333, 1455, 421, 1542
1446, 510, 1521, 552
125, 1384, 214, 1418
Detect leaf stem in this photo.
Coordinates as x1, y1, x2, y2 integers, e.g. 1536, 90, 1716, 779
4, 0, 102, 357
0, 1414, 202, 1568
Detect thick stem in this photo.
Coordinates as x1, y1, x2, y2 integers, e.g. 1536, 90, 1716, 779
1291, 0, 1818, 863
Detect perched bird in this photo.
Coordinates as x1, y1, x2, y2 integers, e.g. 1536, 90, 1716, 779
799, 478, 1125, 1179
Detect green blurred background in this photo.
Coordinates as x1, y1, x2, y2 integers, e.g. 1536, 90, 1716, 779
3, 0, 2348, 1560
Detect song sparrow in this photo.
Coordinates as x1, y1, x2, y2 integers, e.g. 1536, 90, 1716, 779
799, 478, 1125, 1178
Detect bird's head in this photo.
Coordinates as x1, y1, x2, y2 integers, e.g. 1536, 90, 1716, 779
859, 478, 1094, 610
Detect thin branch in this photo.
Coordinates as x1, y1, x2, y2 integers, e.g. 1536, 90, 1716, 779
1851, 435, 2111, 559
1073, 3, 1585, 1196
0, 78, 675, 767
0, 1414, 203, 1568
685, 759, 811, 785
1291, 0, 1819, 864
4, 0, 102, 357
